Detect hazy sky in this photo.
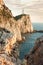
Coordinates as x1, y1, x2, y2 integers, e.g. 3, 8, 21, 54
3, 0, 43, 23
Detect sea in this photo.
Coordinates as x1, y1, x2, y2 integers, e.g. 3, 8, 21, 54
19, 23, 43, 60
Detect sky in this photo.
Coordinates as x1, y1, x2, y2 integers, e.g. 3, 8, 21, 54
3, 0, 43, 23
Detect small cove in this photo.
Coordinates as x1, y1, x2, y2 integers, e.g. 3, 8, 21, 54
19, 23, 43, 60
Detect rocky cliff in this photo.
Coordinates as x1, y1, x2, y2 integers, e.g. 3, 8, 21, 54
0, 3, 23, 55
0, 0, 33, 65
23, 36, 43, 65
15, 14, 33, 33
0, 2, 22, 65
0, 27, 22, 65
0, 2, 33, 53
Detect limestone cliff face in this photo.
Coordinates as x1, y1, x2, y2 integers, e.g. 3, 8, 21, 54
24, 36, 43, 65
0, 4, 22, 55
0, 3, 22, 65
15, 14, 33, 33
0, 4, 22, 41
0, 1, 33, 65
0, 28, 21, 65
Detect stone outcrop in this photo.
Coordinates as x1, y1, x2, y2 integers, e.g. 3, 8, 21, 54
0, 1, 22, 65
0, 3, 22, 54
15, 14, 33, 33
0, 28, 15, 65
0, 54, 15, 65
0, 3, 33, 55
0, 3, 22, 65
24, 36, 43, 65
0, 1, 33, 65
0, 28, 21, 65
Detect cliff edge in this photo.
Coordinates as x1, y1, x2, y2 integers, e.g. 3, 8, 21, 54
15, 14, 33, 33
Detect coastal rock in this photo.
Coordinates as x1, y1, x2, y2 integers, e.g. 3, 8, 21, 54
0, 28, 21, 65
24, 36, 43, 65
0, 54, 15, 65
0, 2, 22, 65
0, 3, 22, 42
0, 53, 22, 65
0, 2, 23, 57
0, 1, 34, 65
15, 23, 22, 41
15, 14, 33, 33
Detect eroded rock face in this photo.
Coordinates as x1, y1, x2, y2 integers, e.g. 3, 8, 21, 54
24, 36, 43, 65
15, 14, 33, 33
0, 1, 33, 65
0, 54, 15, 65
0, 4, 22, 42
0, 28, 13, 49
0, 28, 16, 65
0, 27, 21, 65
0, 3, 23, 58
0, 3, 22, 65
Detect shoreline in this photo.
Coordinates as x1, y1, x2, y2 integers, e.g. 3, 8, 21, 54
33, 30, 43, 33
23, 36, 43, 65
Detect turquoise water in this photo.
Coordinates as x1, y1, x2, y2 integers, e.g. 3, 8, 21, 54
19, 23, 43, 60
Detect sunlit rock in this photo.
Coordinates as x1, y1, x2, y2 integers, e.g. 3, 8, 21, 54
0, 54, 16, 65
15, 14, 33, 33
0, 3, 23, 58
0, 3, 22, 43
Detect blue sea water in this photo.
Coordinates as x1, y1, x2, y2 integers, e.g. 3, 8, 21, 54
33, 23, 43, 30
19, 23, 43, 60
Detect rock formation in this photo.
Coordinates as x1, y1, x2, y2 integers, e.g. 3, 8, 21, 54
24, 36, 43, 65
15, 14, 33, 33
0, 2, 33, 54
0, 28, 21, 65
0, 1, 22, 65
0, 0, 33, 65
0, 28, 15, 65
0, 1, 23, 54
